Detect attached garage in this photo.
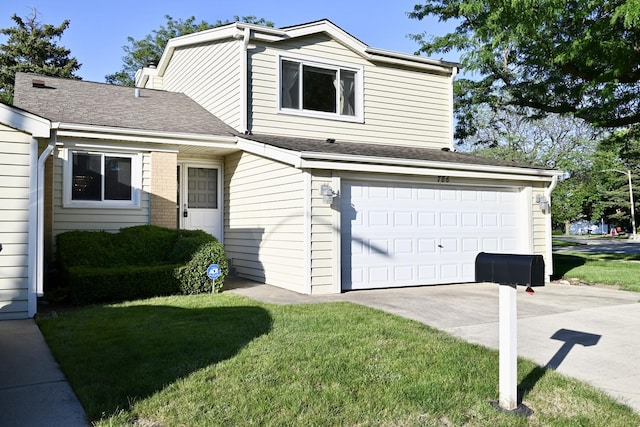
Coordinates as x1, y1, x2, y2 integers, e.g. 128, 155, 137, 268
340, 180, 527, 290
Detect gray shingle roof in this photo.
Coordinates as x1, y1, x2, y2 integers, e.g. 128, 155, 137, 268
13, 72, 236, 136
240, 133, 549, 170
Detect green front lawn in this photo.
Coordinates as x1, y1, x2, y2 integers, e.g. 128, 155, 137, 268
38, 294, 640, 426
553, 252, 640, 292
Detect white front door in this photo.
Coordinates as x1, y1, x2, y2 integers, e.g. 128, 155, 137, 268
178, 164, 222, 239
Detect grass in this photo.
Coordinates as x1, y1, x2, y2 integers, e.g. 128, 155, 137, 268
38, 294, 640, 426
553, 252, 640, 292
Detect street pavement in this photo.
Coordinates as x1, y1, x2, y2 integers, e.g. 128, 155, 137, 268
554, 235, 640, 254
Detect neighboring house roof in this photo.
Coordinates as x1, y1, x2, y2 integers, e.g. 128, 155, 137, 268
239, 133, 554, 172
13, 72, 236, 137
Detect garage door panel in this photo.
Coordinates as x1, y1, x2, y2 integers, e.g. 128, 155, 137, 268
341, 181, 524, 290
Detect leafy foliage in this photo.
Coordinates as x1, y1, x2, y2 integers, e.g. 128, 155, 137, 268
589, 127, 640, 227
106, 15, 273, 86
409, 0, 640, 133
458, 105, 600, 169
0, 9, 80, 104
175, 241, 228, 294
55, 225, 221, 304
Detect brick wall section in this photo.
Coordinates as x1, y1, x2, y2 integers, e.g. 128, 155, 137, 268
150, 152, 177, 229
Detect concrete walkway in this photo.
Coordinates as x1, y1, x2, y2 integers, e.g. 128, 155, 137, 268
0, 319, 88, 427
228, 279, 640, 414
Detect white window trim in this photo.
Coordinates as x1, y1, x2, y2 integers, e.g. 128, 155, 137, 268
277, 53, 364, 123
62, 148, 142, 209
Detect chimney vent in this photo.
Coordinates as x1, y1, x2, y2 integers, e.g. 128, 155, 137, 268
135, 88, 141, 98
32, 79, 45, 88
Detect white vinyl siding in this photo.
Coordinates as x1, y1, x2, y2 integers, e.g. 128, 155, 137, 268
249, 34, 452, 148
224, 151, 306, 292
0, 125, 32, 319
309, 172, 338, 294
163, 40, 242, 130
532, 185, 553, 276
52, 148, 151, 238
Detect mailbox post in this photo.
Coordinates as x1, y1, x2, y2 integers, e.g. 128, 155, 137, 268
475, 253, 545, 415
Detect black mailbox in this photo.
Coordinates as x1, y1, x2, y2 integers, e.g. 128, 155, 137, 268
475, 252, 545, 287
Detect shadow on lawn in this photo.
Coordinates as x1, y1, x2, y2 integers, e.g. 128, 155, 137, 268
44, 303, 272, 421
551, 254, 586, 279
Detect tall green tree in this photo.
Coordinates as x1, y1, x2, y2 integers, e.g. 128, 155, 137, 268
409, 0, 640, 141
590, 127, 640, 229
0, 9, 81, 104
106, 15, 273, 86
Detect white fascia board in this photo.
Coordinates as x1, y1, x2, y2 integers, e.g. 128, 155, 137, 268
0, 105, 51, 138
301, 160, 557, 182
299, 156, 560, 182
236, 137, 302, 167
365, 47, 460, 73
56, 123, 237, 147
155, 23, 286, 76
284, 21, 368, 54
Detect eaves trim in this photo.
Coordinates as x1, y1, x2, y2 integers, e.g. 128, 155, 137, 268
238, 137, 560, 182
55, 123, 237, 145
0, 104, 51, 138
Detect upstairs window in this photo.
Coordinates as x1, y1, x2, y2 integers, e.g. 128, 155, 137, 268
280, 57, 362, 121
63, 150, 141, 208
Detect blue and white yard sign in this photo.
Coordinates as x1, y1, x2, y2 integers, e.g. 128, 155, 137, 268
206, 264, 221, 280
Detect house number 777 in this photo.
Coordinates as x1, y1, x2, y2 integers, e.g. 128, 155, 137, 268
437, 176, 450, 183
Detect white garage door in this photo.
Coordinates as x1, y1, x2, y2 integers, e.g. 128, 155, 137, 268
340, 181, 524, 290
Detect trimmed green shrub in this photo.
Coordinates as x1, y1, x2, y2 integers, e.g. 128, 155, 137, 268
175, 241, 228, 294
55, 225, 221, 304
67, 265, 180, 305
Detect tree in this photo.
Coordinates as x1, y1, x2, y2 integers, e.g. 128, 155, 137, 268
409, 0, 640, 137
106, 15, 273, 86
590, 127, 640, 229
458, 105, 600, 170
0, 9, 80, 104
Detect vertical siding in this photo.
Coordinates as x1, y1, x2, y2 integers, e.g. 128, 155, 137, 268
0, 125, 32, 319
249, 34, 452, 148
309, 171, 337, 294
51, 148, 151, 240
532, 185, 553, 278
163, 40, 242, 130
224, 151, 306, 292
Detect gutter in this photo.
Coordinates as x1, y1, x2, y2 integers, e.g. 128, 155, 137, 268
449, 66, 459, 149
240, 27, 251, 134
36, 131, 57, 298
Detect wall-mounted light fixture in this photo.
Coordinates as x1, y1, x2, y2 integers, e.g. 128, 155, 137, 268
536, 194, 549, 212
320, 184, 337, 204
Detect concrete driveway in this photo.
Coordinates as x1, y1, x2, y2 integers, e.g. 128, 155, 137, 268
228, 279, 640, 414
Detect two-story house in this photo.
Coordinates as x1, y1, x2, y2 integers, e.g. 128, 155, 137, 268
0, 20, 559, 319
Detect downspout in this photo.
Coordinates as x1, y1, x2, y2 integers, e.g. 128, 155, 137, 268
544, 174, 559, 202
448, 66, 459, 149
240, 26, 251, 134
36, 131, 57, 298
543, 174, 559, 282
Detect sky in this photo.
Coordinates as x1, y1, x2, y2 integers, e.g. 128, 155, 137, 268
0, 0, 460, 83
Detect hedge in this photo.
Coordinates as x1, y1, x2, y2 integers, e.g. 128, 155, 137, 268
55, 225, 227, 304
